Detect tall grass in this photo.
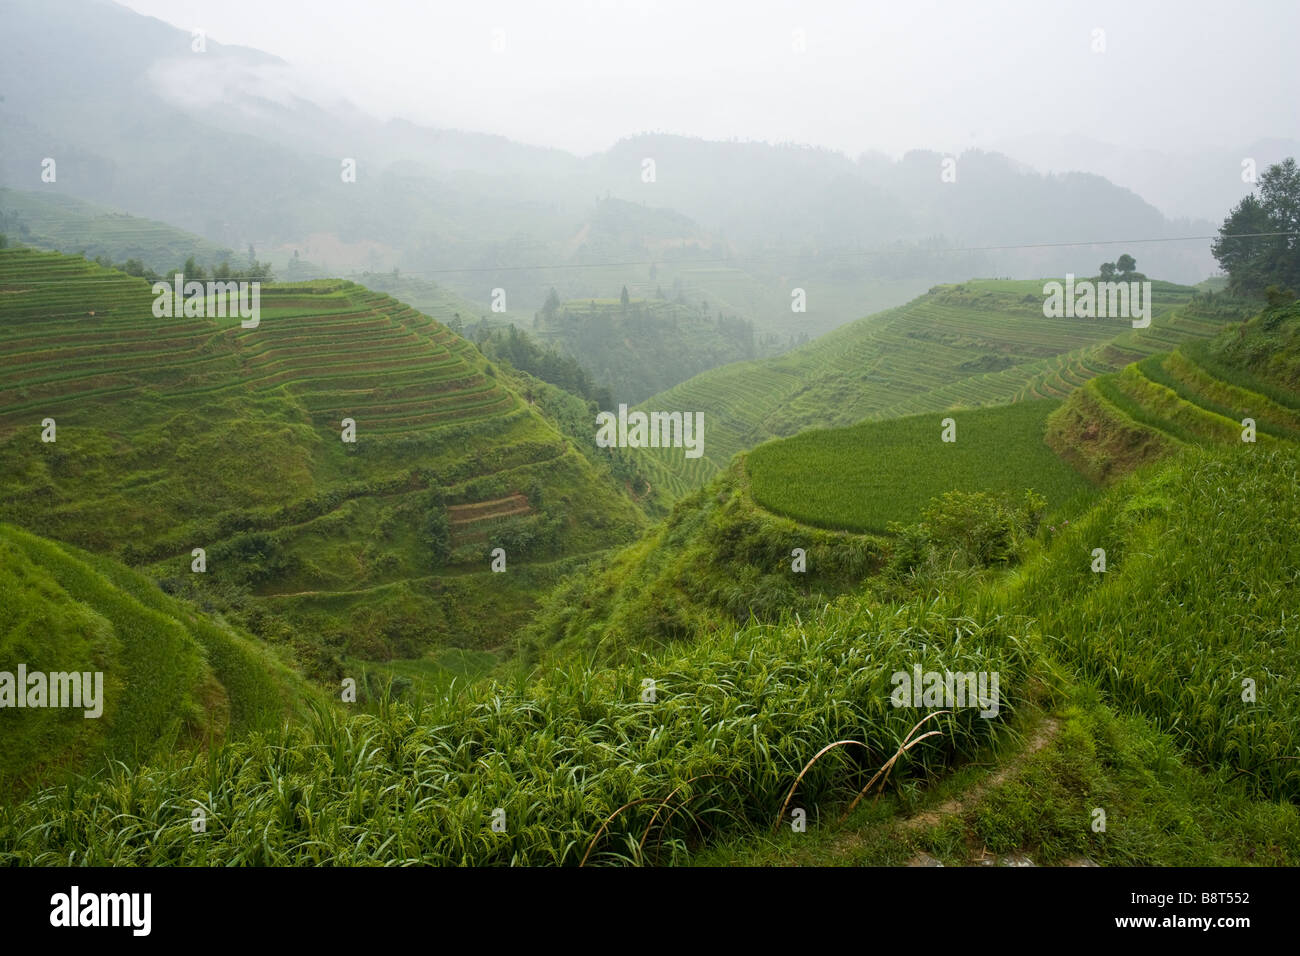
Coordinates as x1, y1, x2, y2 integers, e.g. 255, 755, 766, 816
0, 601, 1027, 865
1008, 447, 1300, 799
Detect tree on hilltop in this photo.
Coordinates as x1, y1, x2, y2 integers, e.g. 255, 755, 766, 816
1213, 157, 1300, 295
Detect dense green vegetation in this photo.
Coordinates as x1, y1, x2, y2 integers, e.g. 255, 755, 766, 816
3, 0, 1296, 872
748, 400, 1094, 533
1008, 448, 1300, 799
2, 230, 1296, 868
701, 691, 1300, 867
472, 322, 613, 407
0, 595, 1030, 865
523, 460, 886, 664
524, 399, 1093, 669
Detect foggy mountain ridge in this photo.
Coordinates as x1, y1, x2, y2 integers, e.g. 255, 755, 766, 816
0, 0, 1262, 306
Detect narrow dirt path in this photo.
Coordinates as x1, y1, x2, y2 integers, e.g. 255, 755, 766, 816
815, 714, 1063, 865
897, 716, 1060, 834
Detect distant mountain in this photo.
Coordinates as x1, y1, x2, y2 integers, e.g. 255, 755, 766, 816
992, 132, 1300, 223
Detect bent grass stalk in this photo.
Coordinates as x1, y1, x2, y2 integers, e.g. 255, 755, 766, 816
774, 740, 872, 834
637, 774, 726, 856
842, 710, 950, 820
580, 797, 664, 867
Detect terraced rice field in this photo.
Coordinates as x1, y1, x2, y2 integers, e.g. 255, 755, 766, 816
1043, 303, 1300, 483
635, 280, 1234, 499
0, 248, 645, 661
1076, 349, 1292, 451
0, 248, 517, 436
1004, 296, 1245, 404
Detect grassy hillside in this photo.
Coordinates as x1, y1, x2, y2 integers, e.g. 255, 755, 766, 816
0, 596, 1029, 866
633, 279, 1251, 499
748, 400, 1094, 533
1046, 300, 1300, 482
0, 523, 308, 796
4, 441, 1298, 864
704, 688, 1300, 867
0, 247, 646, 679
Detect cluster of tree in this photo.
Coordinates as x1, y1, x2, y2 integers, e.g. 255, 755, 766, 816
593, 443, 652, 499
1213, 158, 1300, 297
92, 252, 275, 283
532, 287, 762, 402
472, 322, 613, 407
715, 312, 756, 353
488, 512, 565, 558
539, 288, 563, 321
1098, 254, 1141, 279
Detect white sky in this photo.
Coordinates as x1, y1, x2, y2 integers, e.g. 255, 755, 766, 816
116, 0, 1300, 158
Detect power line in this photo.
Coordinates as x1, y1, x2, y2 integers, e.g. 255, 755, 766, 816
342, 231, 1300, 278
3, 231, 1295, 285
